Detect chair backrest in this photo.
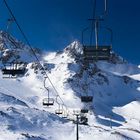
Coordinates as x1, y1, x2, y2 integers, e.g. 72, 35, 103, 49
43, 98, 54, 106
83, 46, 111, 61
81, 109, 89, 113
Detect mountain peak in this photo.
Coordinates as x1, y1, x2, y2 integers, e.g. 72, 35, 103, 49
1, 33, 140, 139
64, 40, 83, 58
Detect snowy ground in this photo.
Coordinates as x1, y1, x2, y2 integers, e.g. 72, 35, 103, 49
0, 40, 140, 140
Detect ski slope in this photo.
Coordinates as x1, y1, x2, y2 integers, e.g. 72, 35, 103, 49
0, 33, 140, 140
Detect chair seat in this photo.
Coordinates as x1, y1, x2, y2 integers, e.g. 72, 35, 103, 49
81, 96, 93, 102
55, 109, 63, 115
2, 69, 26, 75
43, 98, 54, 106
83, 46, 111, 61
81, 109, 89, 113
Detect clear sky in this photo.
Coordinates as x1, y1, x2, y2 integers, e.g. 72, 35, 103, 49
0, 0, 140, 64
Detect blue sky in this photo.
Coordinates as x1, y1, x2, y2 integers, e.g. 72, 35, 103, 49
0, 0, 140, 64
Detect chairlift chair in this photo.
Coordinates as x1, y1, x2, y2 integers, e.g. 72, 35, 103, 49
62, 113, 68, 119
73, 114, 88, 125
55, 103, 64, 115
2, 68, 26, 75
43, 98, 54, 106
62, 108, 69, 118
2, 63, 26, 78
82, 26, 112, 61
81, 109, 89, 113
84, 46, 111, 61
73, 109, 81, 116
81, 96, 93, 103
79, 116, 88, 125
55, 109, 63, 115
62, 111, 68, 118
43, 79, 54, 106
82, 0, 112, 62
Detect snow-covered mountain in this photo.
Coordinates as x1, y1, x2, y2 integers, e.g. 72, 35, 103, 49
0, 31, 41, 64
0, 31, 140, 140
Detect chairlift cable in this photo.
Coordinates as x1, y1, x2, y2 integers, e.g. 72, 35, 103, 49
90, 0, 96, 46
3, 0, 67, 109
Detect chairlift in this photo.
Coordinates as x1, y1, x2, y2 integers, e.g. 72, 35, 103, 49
79, 116, 88, 125
62, 113, 68, 119
43, 98, 54, 106
81, 96, 93, 103
73, 109, 81, 115
43, 78, 54, 106
62, 111, 68, 118
2, 62, 26, 78
62, 107, 69, 118
83, 45, 111, 61
82, 0, 112, 62
55, 97, 64, 115
81, 109, 89, 113
73, 114, 88, 125
55, 109, 63, 115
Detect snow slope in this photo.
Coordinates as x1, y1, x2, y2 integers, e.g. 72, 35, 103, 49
0, 33, 140, 140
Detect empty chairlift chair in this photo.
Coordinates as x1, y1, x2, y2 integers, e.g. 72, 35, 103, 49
81, 95, 93, 103
82, 25, 112, 62
82, 0, 113, 62
83, 45, 111, 61
43, 78, 54, 106
81, 109, 89, 113
2, 62, 26, 78
74, 113, 88, 125
63, 107, 69, 118
79, 116, 88, 125
55, 108, 63, 115
62, 110, 68, 119
43, 98, 54, 106
55, 96, 64, 115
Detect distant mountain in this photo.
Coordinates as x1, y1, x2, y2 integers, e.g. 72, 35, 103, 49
0, 31, 41, 64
